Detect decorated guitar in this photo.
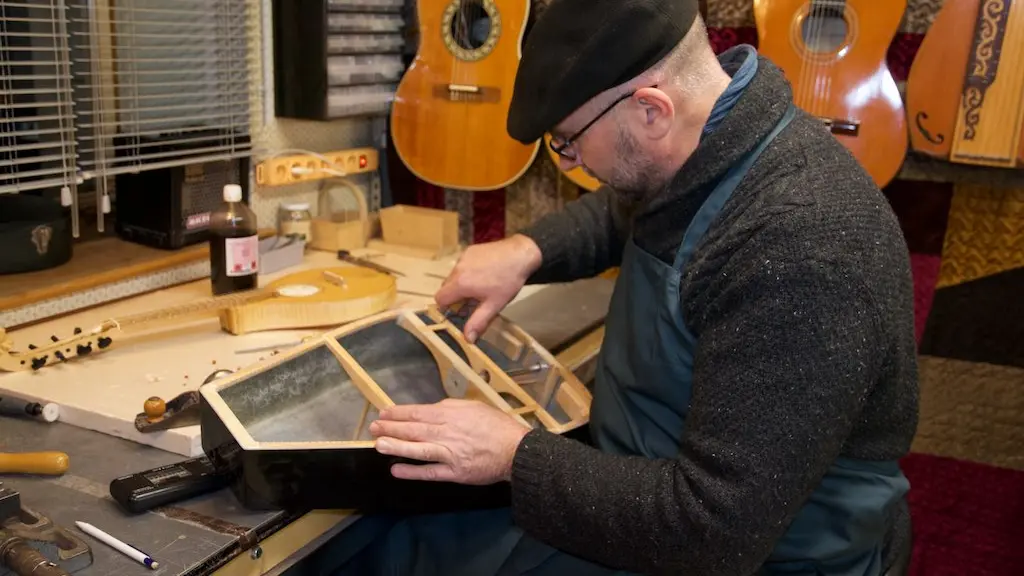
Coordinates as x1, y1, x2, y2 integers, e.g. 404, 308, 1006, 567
905, 0, 1024, 168
753, 0, 909, 188
0, 267, 396, 373
390, 0, 539, 191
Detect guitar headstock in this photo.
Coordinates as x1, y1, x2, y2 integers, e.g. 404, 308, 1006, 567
0, 320, 121, 373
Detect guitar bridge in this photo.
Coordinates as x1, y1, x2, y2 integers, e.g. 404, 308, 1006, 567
817, 117, 860, 137
434, 84, 500, 103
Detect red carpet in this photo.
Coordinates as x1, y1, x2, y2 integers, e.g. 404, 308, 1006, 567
902, 453, 1024, 576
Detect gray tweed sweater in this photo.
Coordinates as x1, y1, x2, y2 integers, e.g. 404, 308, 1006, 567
511, 55, 920, 576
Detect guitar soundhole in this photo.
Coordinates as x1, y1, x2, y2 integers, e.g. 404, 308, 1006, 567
442, 0, 501, 62
800, 3, 848, 54
450, 1, 491, 51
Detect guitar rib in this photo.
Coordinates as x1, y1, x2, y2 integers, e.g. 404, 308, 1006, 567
753, 0, 908, 188
390, 0, 539, 191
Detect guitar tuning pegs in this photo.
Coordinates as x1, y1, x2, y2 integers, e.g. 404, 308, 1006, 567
77, 343, 93, 356
74, 327, 82, 335
97, 337, 112, 349
50, 335, 59, 342
31, 356, 47, 370
28, 344, 37, 350
55, 351, 66, 361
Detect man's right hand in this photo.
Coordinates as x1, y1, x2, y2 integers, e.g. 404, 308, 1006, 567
435, 234, 543, 342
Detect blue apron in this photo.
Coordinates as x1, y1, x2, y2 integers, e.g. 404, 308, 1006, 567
325, 103, 907, 576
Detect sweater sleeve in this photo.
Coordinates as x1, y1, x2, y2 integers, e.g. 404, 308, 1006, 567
509, 253, 885, 576
517, 185, 630, 284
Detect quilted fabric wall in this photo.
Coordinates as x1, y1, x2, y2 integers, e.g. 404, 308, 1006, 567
389, 3, 1024, 573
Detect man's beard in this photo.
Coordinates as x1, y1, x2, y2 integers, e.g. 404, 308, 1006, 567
587, 128, 659, 204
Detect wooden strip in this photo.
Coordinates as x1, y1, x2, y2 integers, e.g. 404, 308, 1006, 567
325, 337, 395, 412
395, 310, 530, 428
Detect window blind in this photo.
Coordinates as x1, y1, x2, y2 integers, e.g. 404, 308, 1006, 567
0, 0, 79, 199
71, 0, 254, 180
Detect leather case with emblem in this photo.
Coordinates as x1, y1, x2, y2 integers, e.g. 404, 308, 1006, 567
0, 194, 73, 275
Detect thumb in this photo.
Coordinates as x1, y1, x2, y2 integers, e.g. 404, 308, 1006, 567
463, 299, 501, 343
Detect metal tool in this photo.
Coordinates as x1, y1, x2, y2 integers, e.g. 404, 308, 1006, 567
0, 483, 92, 576
0, 395, 59, 423
336, 250, 405, 276
134, 369, 234, 433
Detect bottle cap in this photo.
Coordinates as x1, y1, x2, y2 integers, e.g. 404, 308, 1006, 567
282, 202, 310, 212
223, 184, 243, 202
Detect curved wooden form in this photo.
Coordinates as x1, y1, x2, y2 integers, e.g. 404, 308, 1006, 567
0, 267, 396, 373
905, 0, 1024, 168
543, 134, 601, 192
198, 304, 592, 512
389, 0, 539, 191
753, 0, 909, 188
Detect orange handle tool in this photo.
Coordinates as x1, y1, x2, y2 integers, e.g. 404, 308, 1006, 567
0, 451, 70, 475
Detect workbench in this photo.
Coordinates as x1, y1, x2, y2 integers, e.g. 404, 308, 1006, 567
0, 247, 613, 576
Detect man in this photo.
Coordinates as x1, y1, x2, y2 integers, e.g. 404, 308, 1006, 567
318, 0, 919, 574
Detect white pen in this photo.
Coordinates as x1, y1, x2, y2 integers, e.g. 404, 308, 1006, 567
75, 521, 159, 570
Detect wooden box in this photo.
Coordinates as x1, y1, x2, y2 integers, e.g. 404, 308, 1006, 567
198, 304, 592, 512
374, 205, 459, 259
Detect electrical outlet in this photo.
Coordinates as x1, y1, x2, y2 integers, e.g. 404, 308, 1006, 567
254, 147, 380, 186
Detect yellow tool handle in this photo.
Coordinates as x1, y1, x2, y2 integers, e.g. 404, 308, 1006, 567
0, 451, 69, 475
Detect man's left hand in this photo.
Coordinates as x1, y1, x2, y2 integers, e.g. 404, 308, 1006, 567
369, 398, 532, 485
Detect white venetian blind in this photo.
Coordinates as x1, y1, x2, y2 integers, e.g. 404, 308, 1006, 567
0, 0, 78, 195
70, 0, 255, 180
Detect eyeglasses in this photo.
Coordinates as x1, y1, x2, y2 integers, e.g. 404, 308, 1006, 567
548, 86, 656, 161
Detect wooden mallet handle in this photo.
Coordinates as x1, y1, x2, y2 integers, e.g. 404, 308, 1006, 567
0, 451, 69, 475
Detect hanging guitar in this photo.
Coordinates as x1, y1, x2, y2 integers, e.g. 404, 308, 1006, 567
0, 267, 396, 373
905, 0, 1024, 168
390, 0, 539, 191
753, 0, 909, 188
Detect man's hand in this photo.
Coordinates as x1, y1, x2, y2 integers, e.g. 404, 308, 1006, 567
435, 234, 542, 342
369, 398, 532, 485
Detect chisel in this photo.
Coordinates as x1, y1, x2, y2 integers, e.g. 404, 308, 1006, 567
0, 451, 70, 475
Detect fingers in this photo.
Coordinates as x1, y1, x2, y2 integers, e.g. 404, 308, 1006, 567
377, 403, 447, 423
375, 437, 450, 464
463, 299, 501, 342
368, 419, 440, 442
390, 462, 457, 482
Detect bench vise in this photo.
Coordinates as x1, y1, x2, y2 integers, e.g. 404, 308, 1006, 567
0, 483, 92, 576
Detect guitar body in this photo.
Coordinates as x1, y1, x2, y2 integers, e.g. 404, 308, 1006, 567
753, 0, 908, 188
542, 135, 601, 192
391, 0, 539, 191
906, 0, 1024, 167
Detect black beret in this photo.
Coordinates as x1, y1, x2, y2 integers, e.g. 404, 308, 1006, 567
507, 0, 699, 143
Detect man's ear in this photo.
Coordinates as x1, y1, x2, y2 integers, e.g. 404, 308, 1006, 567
632, 87, 674, 139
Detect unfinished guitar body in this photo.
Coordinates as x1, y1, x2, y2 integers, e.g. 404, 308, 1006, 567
199, 305, 592, 512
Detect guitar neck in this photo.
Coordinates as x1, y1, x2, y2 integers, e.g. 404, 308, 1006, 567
114, 289, 273, 328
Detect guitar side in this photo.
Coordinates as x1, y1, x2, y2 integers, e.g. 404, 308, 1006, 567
390, 0, 540, 192
753, 0, 909, 188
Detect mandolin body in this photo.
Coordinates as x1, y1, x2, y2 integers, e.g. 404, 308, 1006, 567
390, 0, 539, 191
199, 305, 591, 512
753, 0, 908, 188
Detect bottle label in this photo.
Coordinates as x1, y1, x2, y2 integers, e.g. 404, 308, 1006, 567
225, 235, 259, 277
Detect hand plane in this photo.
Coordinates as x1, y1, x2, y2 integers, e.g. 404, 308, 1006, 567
0, 484, 92, 576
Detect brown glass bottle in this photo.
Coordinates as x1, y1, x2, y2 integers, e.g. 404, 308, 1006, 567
208, 184, 259, 296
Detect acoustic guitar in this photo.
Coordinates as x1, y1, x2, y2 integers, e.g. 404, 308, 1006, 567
390, 0, 539, 191
753, 0, 909, 188
0, 267, 396, 373
905, 0, 1024, 168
